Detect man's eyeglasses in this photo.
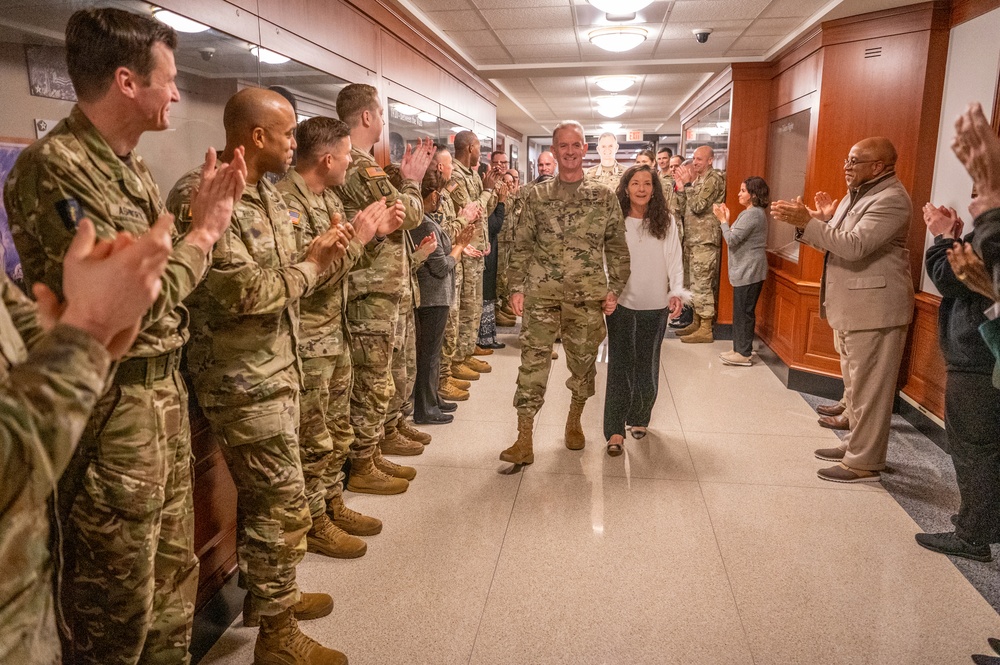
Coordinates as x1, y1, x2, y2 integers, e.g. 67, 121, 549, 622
844, 157, 880, 168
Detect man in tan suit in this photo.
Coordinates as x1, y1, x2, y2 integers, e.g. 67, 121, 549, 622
772, 137, 914, 483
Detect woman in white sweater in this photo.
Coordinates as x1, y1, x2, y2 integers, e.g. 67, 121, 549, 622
604, 165, 690, 456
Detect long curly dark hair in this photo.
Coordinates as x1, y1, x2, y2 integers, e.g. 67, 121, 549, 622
616, 165, 670, 239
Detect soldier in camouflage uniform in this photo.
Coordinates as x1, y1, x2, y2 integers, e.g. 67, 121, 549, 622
4, 9, 245, 664
584, 132, 625, 190
0, 214, 171, 665
675, 145, 726, 343
501, 121, 630, 465
332, 83, 434, 496
449, 130, 499, 378
167, 88, 351, 665
277, 116, 394, 561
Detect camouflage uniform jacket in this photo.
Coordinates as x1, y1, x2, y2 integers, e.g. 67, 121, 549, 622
438, 180, 464, 243
509, 177, 631, 301
663, 179, 687, 244
498, 187, 527, 246
684, 168, 726, 246
4, 105, 209, 358
276, 169, 364, 358
167, 171, 319, 405
0, 276, 110, 664
334, 148, 422, 330
449, 160, 497, 252
584, 162, 624, 190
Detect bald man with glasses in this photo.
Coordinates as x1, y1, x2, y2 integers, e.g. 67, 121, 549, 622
772, 137, 914, 484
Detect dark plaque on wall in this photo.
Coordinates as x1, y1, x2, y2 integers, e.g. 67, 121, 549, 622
25, 44, 77, 102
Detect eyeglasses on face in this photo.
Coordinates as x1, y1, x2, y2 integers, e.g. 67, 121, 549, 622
844, 157, 880, 168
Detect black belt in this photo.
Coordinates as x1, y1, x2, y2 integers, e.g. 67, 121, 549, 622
114, 349, 181, 385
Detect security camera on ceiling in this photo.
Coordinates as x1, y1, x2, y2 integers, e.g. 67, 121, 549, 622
692, 28, 713, 44
199, 47, 215, 61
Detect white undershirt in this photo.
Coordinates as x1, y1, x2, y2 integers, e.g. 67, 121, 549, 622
617, 215, 688, 310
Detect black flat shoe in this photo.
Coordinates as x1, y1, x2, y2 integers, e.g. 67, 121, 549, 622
483, 341, 506, 349
439, 401, 457, 412
915, 531, 992, 562
413, 412, 454, 425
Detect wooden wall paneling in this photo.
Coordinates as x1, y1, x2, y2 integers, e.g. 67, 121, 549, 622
771, 50, 821, 110
801, 303, 841, 374
257, 0, 378, 71
771, 29, 822, 78
381, 31, 443, 103
950, 0, 1000, 26
822, 2, 945, 46
679, 69, 732, 126
257, 20, 376, 87
158, 0, 261, 45
901, 293, 947, 418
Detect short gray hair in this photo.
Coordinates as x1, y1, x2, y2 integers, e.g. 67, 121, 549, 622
552, 120, 585, 143
598, 132, 618, 143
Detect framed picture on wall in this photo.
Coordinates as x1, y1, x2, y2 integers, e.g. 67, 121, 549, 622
0, 138, 32, 288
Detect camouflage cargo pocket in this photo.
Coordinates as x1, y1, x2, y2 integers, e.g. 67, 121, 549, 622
220, 411, 286, 447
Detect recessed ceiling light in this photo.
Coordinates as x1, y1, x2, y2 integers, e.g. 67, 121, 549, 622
597, 106, 627, 118
392, 103, 419, 115
588, 27, 647, 53
417, 112, 438, 123
595, 76, 636, 93
588, 0, 653, 14
152, 8, 209, 33
595, 95, 629, 108
250, 46, 290, 64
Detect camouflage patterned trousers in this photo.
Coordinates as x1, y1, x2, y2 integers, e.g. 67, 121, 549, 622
496, 239, 512, 303
299, 352, 353, 519
57, 370, 198, 665
683, 241, 721, 320
202, 382, 309, 617
386, 304, 416, 430
440, 260, 463, 382
458, 254, 484, 360
347, 316, 395, 460
514, 298, 607, 418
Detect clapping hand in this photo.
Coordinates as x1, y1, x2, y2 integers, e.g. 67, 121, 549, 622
713, 203, 730, 224
806, 192, 838, 222
923, 202, 963, 239
947, 242, 996, 299
952, 102, 1000, 218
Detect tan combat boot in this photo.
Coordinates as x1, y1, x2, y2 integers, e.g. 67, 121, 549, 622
244, 592, 334, 628
327, 492, 382, 536
373, 447, 417, 481
496, 310, 516, 327
254, 609, 348, 665
346, 456, 408, 495
449, 377, 472, 391
306, 513, 366, 559
465, 356, 491, 373
565, 398, 586, 450
452, 362, 480, 381
680, 317, 714, 344
674, 313, 702, 337
397, 419, 431, 445
551, 349, 559, 360
379, 426, 424, 456
438, 381, 470, 402
473, 345, 494, 356
500, 415, 535, 465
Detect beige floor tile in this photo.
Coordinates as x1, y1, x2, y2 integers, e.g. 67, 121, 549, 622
686, 430, 884, 492
470, 472, 754, 665
700, 482, 1000, 665
198, 466, 521, 665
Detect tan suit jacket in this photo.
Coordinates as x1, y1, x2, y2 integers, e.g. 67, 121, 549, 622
800, 174, 914, 331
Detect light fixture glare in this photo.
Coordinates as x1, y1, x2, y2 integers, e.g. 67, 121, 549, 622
152, 8, 209, 33
595, 76, 635, 92
250, 46, 290, 64
417, 112, 438, 123
588, 0, 653, 14
588, 27, 648, 53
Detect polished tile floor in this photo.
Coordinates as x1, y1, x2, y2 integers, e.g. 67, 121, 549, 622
198, 334, 1000, 665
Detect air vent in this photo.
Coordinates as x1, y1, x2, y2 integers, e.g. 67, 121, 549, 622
864, 46, 882, 58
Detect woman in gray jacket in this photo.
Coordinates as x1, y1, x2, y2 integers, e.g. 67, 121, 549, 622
714, 176, 770, 366
410, 170, 476, 424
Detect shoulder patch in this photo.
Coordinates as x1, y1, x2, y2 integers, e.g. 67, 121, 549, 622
288, 210, 301, 225
54, 198, 84, 231
364, 166, 387, 179
446, 181, 458, 193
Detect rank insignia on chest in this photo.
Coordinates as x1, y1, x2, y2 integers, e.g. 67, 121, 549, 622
288, 210, 301, 226
54, 198, 84, 231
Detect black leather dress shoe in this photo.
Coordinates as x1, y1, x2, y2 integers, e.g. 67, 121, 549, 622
413, 412, 454, 425
439, 401, 457, 412
482, 341, 506, 349
915, 531, 992, 562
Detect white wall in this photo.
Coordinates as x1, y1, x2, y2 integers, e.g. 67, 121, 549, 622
923, 7, 1000, 294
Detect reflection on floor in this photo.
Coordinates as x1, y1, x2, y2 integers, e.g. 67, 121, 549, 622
195, 331, 1000, 665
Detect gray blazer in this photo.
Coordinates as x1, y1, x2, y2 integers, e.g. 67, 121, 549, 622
720, 206, 768, 286
799, 174, 914, 331
412, 216, 456, 308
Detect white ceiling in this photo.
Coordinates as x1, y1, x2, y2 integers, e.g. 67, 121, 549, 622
388, 0, 926, 138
